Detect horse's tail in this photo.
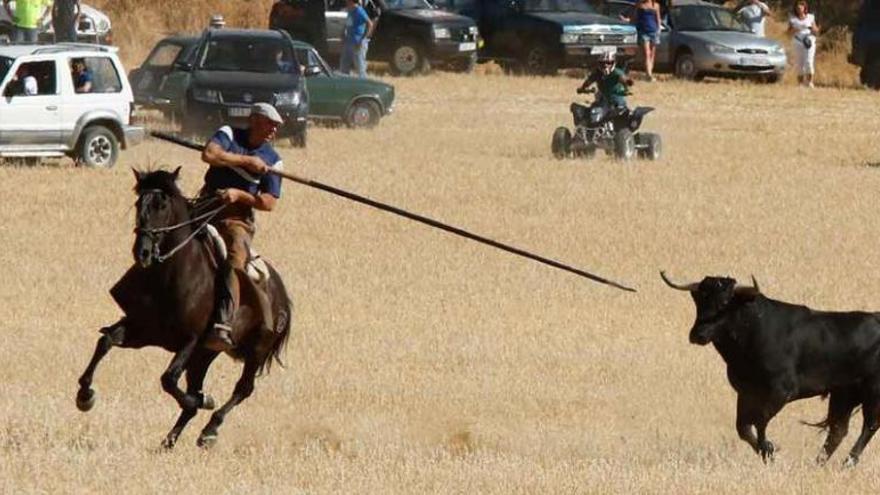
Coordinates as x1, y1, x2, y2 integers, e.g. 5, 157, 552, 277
258, 265, 293, 376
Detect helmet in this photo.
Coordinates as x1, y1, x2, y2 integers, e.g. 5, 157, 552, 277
209, 14, 226, 29
598, 51, 616, 74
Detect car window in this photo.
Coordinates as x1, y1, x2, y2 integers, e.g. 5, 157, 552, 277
146, 43, 183, 68
327, 0, 347, 11
607, 2, 634, 19
199, 38, 297, 73
3, 60, 57, 97
671, 5, 749, 32
384, 0, 433, 9
295, 47, 331, 76
0, 56, 13, 83
523, 0, 597, 14
71, 57, 123, 94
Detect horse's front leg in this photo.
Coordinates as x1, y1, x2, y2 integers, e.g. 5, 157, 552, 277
76, 320, 127, 412
160, 333, 202, 410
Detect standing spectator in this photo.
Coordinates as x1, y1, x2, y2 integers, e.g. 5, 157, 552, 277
209, 14, 226, 29
788, 0, 819, 88
339, 0, 374, 78
3, 0, 51, 44
736, 0, 770, 37
622, 0, 661, 82
52, 0, 80, 42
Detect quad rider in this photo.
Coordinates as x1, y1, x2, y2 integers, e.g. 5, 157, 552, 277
200, 103, 285, 351
577, 51, 634, 111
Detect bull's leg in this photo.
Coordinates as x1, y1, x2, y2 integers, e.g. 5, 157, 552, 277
735, 394, 761, 453
816, 389, 858, 466
161, 349, 220, 450
75, 320, 127, 412
754, 397, 787, 463
196, 359, 259, 448
160, 334, 202, 410
843, 397, 880, 468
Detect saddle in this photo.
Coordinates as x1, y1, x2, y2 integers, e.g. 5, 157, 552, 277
204, 224, 276, 331
204, 224, 270, 285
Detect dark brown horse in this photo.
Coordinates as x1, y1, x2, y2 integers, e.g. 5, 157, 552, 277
75, 168, 292, 448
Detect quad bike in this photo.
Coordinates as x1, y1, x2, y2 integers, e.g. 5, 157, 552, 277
552, 87, 662, 161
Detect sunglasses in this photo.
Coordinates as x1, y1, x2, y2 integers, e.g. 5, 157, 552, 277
599, 61, 614, 65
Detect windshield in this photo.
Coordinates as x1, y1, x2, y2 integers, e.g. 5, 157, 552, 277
672, 5, 750, 32
384, 0, 433, 9
0, 57, 12, 83
198, 38, 297, 73
523, 0, 597, 13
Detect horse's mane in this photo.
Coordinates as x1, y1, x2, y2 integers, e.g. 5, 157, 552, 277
134, 168, 185, 198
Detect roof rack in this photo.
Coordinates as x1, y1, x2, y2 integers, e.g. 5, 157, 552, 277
32, 43, 118, 55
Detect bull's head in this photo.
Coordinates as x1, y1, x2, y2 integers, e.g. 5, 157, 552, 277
660, 271, 761, 345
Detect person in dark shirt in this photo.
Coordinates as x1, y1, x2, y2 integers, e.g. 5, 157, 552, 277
52, 0, 80, 42
578, 51, 634, 109
200, 103, 285, 351
71, 58, 92, 93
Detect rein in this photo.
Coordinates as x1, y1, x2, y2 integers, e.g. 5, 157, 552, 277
135, 190, 227, 263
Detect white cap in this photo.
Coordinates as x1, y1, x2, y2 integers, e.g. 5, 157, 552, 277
251, 102, 284, 124
209, 14, 226, 28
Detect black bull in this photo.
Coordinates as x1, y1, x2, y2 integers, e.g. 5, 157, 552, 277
662, 271, 880, 467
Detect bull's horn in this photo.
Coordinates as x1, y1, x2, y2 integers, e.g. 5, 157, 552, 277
734, 275, 761, 297
659, 271, 699, 292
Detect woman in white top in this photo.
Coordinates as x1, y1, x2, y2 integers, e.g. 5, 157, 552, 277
788, 0, 819, 88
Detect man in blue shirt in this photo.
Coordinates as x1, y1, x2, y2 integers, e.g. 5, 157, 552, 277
200, 102, 284, 350
339, 0, 375, 78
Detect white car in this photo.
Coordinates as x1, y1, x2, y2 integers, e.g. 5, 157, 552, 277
0, 44, 144, 167
0, 3, 112, 44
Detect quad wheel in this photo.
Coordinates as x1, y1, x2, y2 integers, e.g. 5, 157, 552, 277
551, 127, 571, 159
636, 132, 662, 161
614, 128, 636, 161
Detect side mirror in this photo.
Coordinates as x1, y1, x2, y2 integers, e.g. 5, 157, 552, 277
305, 65, 323, 77
509, 0, 523, 12
174, 60, 193, 72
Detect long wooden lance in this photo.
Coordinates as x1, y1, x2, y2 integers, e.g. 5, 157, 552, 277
149, 131, 637, 293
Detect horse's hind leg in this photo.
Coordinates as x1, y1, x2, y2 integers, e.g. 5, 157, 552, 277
76, 320, 127, 412
161, 348, 220, 450
196, 358, 259, 448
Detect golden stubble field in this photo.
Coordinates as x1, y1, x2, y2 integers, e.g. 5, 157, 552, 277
2, 74, 880, 493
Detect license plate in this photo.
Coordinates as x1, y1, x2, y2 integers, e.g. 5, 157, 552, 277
458, 42, 476, 52
591, 45, 617, 55
228, 107, 251, 117
740, 56, 769, 66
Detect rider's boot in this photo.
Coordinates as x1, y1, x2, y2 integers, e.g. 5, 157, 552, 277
207, 265, 237, 351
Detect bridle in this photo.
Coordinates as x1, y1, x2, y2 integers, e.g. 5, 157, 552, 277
134, 189, 226, 264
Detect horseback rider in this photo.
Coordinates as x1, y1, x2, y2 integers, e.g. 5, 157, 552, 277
200, 102, 284, 351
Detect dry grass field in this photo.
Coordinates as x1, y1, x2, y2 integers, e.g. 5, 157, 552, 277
3, 71, 880, 493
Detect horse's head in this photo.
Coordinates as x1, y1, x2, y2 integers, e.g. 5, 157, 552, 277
132, 167, 187, 268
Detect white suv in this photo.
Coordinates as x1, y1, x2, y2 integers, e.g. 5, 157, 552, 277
0, 43, 143, 167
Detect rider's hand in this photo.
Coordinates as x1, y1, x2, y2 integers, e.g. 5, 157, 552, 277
217, 189, 241, 205
245, 156, 269, 175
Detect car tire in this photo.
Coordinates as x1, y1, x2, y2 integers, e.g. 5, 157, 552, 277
289, 125, 307, 148
77, 126, 119, 168
521, 43, 558, 75
345, 99, 381, 128
614, 128, 636, 161
674, 52, 702, 81
860, 56, 880, 90
390, 39, 429, 76
551, 127, 572, 159
446, 52, 477, 74
636, 132, 662, 161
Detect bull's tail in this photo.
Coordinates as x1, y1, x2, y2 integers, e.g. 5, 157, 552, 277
801, 395, 861, 430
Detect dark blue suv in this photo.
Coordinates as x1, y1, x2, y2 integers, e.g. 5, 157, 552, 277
851, 0, 880, 88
